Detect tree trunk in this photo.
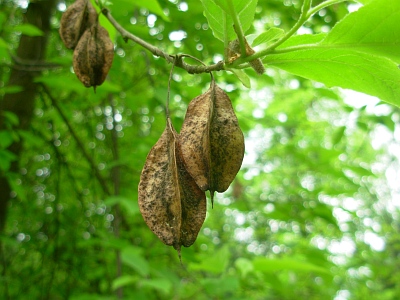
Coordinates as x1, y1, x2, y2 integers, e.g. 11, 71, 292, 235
0, 0, 56, 233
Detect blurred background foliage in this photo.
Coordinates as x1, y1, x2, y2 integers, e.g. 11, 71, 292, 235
0, 0, 399, 299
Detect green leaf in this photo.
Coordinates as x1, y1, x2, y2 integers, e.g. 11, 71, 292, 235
0, 85, 23, 95
0, 131, 14, 148
129, 0, 170, 21
201, 0, 258, 42
18, 130, 43, 148
0, 37, 8, 48
34, 74, 84, 93
189, 245, 230, 274
321, 0, 400, 62
104, 196, 140, 216
354, 0, 376, 6
0, 149, 17, 171
234, 257, 254, 277
252, 28, 285, 47
266, 48, 400, 107
228, 68, 251, 88
279, 33, 326, 48
139, 278, 172, 294
112, 275, 138, 290
121, 246, 150, 277
332, 126, 346, 146
253, 257, 332, 275
201, 277, 240, 296
13, 24, 43, 36
2, 111, 19, 126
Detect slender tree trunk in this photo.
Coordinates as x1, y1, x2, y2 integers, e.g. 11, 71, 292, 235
0, 0, 56, 233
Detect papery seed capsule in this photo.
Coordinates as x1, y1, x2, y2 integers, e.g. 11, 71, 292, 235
138, 118, 206, 257
180, 81, 245, 205
73, 22, 114, 89
59, 0, 97, 49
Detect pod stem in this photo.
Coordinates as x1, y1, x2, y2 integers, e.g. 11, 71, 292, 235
166, 55, 178, 119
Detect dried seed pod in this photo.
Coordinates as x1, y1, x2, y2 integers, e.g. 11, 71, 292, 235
73, 22, 114, 89
210, 84, 245, 193
177, 88, 212, 191
175, 140, 207, 247
228, 38, 265, 75
180, 81, 245, 205
59, 0, 97, 49
138, 118, 206, 256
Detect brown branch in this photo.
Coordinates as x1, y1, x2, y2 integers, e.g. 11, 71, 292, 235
41, 84, 112, 196
101, 8, 225, 74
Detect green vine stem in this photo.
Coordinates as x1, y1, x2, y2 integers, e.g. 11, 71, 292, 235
102, 0, 352, 74
226, 0, 246, 57
230, 0, 351, 66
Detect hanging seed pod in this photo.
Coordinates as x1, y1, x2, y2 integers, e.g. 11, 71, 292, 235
210, 83, 245, 194
73, 22, 114, 89
228, 38, 266, 75
180, 80, 245, 205
59, 0, 97, 49
138, 118, 206, 256
175, 139, 207, 248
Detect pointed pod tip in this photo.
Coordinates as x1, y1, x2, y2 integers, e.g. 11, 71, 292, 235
174, 243, 182, 264
210, 190, 215, 209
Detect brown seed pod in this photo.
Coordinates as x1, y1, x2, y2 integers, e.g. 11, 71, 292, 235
179, 81, 245, 205
73, 22, 114, 89
175, 139, 207, 248
228, 38, 266, 75
59, 0, 97, 49
210, 84, 245, 194
138, 118, 206, 256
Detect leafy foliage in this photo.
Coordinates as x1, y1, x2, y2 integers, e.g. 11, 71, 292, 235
0, 0, 399, 299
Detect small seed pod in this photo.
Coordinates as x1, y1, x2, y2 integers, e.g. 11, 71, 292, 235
73, 22, 114, 89
179, 80, 245, 205
228, 38, 266, 75
138, 118, 206, 257
59, 0, 97, 49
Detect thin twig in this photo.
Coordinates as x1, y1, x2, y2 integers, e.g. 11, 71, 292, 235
41, 84, 112, 196
166, 56, 177, 119
101, 8, 225, 74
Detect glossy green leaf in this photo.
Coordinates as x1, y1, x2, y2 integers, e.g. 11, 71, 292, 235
0, 149, 17, 171
0, 131, 14, 148
266, 48, 400, 107
104, 196, 140, 216
189, 245, 230, 274
13, 24, 43, 36
0, 86, 23, 95
121, 247, 150, 277
139, 278, 172, 294
321, 0, 400, 62
235, 257, 254, 277
201, 277, 240, 296
111, 275, 137, 290
332, 126, 346, 146
269, 0, 400, 106
0, 37, 8, 48
201, 0, 257, 42
131, 0, 170, 21
252, 28, 285, 47
253, 257, 332, 275
228, 68, 251, 88
2, 111, 19, 126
